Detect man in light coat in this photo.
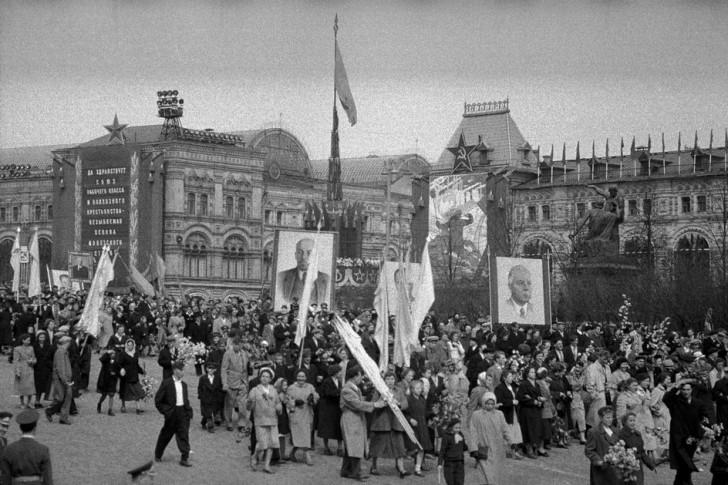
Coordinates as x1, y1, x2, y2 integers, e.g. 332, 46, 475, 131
45, 336, 73, 425
340, 365, 385, 481
584, 350, 611, 429
221, 338, 249, 436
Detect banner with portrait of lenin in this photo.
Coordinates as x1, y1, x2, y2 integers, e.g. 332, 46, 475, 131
490, 256, 551, 326
272, 230, 337, 312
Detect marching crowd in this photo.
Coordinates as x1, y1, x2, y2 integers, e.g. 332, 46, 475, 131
1, 287, 728, 485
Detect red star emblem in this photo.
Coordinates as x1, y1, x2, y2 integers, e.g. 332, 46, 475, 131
104, 114, 127, 145
447, 132, 476, 173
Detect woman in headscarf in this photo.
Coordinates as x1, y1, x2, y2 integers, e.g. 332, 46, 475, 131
369, 371, 410, 478
287, 368, 319, 466
273, 377, 290, 460
494, 369, 524, 459
32, 330, 54, 408
13, 334, 37, 409
246, 367, 282, 474
317, 364, 343, 456
117, 338, 146, 414
469, 391, 510, 485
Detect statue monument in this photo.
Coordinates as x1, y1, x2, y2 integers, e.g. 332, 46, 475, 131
570, 185, 624, 258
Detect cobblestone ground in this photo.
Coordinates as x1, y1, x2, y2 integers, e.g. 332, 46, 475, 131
0, 355, 714, 485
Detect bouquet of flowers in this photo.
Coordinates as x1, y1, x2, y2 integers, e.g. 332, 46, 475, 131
603, 440, 640, 484
429, 391, 468, 433
140, 376, 159, 402
175, 337, 207, 366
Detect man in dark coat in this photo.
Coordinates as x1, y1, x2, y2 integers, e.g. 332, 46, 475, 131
154, 360, 194, 466
157, 335, 178, 381
663, 378, 715, 485
0, 409, 53, 484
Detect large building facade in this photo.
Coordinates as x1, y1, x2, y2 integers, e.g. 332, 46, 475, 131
1, 118, 429, 301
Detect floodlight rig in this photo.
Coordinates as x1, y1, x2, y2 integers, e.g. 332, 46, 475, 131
157, 90, 184, 140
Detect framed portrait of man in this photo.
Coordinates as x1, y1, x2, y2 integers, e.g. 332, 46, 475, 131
490, 256, 551, 326
272, 230, 337, 312
68, 252, 94, 282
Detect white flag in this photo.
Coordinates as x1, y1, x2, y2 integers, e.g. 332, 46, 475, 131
372, 264, 390, 370
10, 229, 21, 294
411, 241, 434, 341
27, 231, 42, 298
79, 247, 115, 338
294, 235, 320, 347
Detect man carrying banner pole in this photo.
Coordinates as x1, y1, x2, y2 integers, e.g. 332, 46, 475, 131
295, 226, 321, 368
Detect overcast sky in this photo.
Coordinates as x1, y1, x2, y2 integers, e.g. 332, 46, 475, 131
1, 0, 726, 163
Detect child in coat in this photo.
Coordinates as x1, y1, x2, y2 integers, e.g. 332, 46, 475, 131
198, 362, 223, 432
438, 419, 467, 485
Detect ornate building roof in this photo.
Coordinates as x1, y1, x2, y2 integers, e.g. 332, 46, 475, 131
309, 154, 430, 187
432, 99, 538, 176
0, 144, 73, 168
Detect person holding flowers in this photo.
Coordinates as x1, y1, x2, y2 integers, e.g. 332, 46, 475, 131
585, 406, 619, 485
617, 412, 655, 485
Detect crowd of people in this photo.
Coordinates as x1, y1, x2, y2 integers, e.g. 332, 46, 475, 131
1, 286, 728, 485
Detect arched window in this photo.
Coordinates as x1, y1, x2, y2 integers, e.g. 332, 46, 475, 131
675, 234, 710, 277
199, 194, 208, 216
224, 196, 234, 218
237, 197, 246, 219
38, 237, 52, 280
34, 205, 41, 221
223, 236, 247, 280
183, 233, 209, 278
522, 238, 554, 274
0, 238, 14, 285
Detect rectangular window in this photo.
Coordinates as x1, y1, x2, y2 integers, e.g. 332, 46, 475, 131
681, 196, 691, 213
628, 200, 638, 217
265, 210, 273, 225
276, 211, 283, 226
47, 205, 53, 220
527, 206, 537, 222
12, 206, 18, 222
187, 193, 196, 215
0, 207, 5, 222
237, 197, 246, 219
34, 205, 41, 221
643, 199, 652, 216
541, 205, 550, 221
576, 202, 586, 219
199, 194, 208, 216
697, 195, 707, 212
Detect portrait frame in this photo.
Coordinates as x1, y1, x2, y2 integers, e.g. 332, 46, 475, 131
68, 251, 94, 283
489, 256, 551, 326
272, 229, 337, 312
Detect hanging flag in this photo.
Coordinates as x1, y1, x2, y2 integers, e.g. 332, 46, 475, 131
27, 231, 41, 298
334, 17, 357, 126
332, 315, 421, 450
605, 139, 610, 180
129, 263, 155, 297
661, 133, 666, 174
10, 228, 21, 294
709, 129, 714, 169
677, 132, 682, 174
372, 263, 390, 371
576, 141, 581, 181
328, 106, 342, 201
620, 137, 624, 178
411, 240, 434, 340
150, 252, 167, 296
79, 247, 116, 338
294, 230, 321, 347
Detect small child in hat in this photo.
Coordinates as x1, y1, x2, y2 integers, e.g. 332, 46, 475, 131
197, 361, 223, 433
